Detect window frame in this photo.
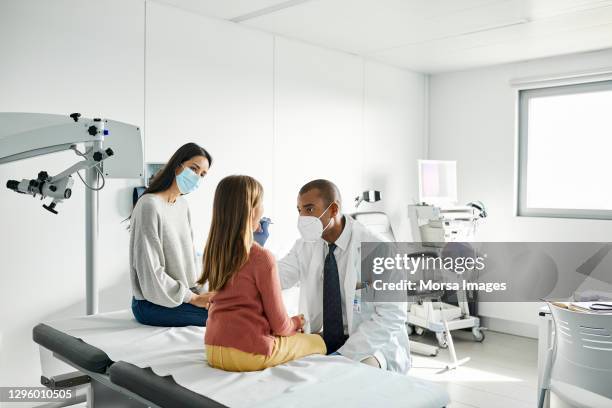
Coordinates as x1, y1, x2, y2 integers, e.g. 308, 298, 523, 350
517, 79, 612, 220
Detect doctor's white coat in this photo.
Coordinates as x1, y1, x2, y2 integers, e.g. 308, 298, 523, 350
277, 216, 411, 373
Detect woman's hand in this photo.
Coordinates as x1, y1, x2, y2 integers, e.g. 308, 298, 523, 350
189, 291, 216, 309
292, 314, 305, 331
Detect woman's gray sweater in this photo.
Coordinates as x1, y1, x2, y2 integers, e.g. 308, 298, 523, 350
129, 193, 199, 307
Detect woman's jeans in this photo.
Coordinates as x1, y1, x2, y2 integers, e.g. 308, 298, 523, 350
131, 297, 208, 327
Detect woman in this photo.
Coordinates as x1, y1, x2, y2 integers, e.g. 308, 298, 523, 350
129, 142, 215, 327
201, 175, 326, 372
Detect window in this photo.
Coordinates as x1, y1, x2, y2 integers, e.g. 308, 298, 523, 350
517, 80, 612, 219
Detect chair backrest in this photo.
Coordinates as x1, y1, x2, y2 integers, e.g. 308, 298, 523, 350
350, 211, 395, 241
351, 211, 445, 298
549, 304, 612, 399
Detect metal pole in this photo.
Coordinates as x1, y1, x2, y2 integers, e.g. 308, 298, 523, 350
34, 393, 87, 408
85, 144, 100, 315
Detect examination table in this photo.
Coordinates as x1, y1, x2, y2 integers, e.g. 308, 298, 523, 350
34, 310, 450, 408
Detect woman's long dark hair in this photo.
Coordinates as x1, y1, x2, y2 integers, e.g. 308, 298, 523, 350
125, 143, 212, 225
143, 142, 213, 197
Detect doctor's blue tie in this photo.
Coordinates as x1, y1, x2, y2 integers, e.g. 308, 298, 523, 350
323, 243, 346, 354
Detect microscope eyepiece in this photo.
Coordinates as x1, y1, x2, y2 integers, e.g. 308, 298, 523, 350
6, 180, 19, 191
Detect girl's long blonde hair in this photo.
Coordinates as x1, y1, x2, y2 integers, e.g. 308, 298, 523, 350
197, 175, 263, 291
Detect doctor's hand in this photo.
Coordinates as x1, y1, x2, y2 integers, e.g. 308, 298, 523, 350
189, 291, 216, 309
253, 217, 271, 246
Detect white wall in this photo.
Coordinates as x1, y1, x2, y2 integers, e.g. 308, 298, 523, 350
362, 61, 427, 241
271, 37, 364, 253
145, 1, 275, 251
428, 48, 612, 335
0, 0, 426, 387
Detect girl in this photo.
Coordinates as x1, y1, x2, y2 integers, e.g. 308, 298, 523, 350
201, 175, 326, 371
129, 143, 215, 327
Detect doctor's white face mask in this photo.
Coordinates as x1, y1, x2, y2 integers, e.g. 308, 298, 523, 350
297, 203, 333, 242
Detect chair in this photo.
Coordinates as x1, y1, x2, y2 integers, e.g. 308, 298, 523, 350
539, 304, 612, 408
350, 211, 396, 242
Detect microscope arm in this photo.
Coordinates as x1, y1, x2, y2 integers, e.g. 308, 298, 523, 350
0, 112, 141, 214
0, 113, 106, 165
51, 146, 114, 183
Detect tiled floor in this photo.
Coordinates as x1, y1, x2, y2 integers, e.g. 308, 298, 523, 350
409, 329, 539, 408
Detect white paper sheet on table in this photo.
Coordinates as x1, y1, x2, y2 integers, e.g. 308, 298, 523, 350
42, 310, 449, 408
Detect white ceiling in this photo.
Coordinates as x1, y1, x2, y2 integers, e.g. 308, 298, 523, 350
155, 0, 612, 73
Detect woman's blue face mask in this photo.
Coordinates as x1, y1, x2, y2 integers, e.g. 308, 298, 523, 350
176, 165, 202, 194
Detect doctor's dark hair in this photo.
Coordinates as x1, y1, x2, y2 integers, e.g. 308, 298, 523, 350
299, 179, 342, 207
143, 142, 213, 197
197, 175, 263, 290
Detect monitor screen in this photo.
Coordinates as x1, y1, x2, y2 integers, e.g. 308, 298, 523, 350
418, 160, 457, 205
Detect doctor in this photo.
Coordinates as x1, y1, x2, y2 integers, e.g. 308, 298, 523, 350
277, 179, 410, 373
